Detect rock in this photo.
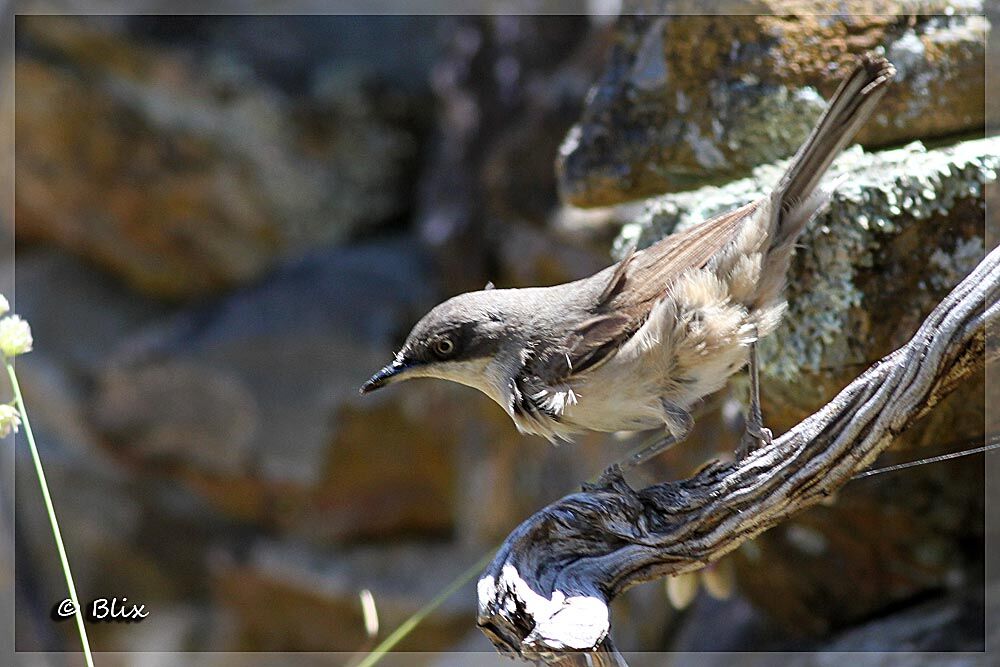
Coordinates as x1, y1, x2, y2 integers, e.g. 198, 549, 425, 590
210, 539, 478, 652
3, 247, 256, 654
5, 248, 158, 614
6, 249, 172, 474
14, 15, 425, 299
817, 585, 985, 652
98, 604, 216, 653
274, 396, 460, 543
731, 444, 984, 634
88, 237, 464, 543
667, 590, 788, 653
415, 15, 607, 290
493, 220, 611, 289
124, 14, 442, 95
11, 355, 241, 655
665, 583, 988, 660
7, 249, 172, 375
12, 425, 141, 605
612, 135, 995, 632
559, 3, 988, 206
92, 361, 259, 475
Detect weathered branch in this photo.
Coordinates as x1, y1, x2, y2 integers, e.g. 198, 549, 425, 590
478, 244, 999, 666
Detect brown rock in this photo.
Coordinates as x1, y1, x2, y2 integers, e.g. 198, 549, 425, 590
275, 398, 459, 543
14, 16, 420, 298
93, 362, 259, 475
87, 238, 463, 544
211, 541, 476, 653
668, 580, 989, 656
732, 431, 985, 635
414, 15, 604, 291
559, 3, 987, 206
151, 391, 459, 544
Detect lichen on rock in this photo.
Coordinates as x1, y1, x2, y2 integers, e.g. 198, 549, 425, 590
614, 136, 998, 382
14, 16, 424, 299
558, 4, 988, 206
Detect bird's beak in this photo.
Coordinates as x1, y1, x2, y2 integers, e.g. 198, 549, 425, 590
359, 358, 411, 394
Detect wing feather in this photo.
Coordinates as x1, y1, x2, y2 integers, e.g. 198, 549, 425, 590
604, 200, 759, 317
525, 200, 760, 389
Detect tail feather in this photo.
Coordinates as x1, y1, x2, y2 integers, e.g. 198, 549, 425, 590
772, 53, 896, 246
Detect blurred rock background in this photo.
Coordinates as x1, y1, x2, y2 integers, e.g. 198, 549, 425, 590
3, 3, 994, 664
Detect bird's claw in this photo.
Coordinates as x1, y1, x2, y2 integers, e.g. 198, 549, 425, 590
736, 422, 772, 460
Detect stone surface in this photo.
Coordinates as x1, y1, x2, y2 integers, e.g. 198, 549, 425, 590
731, 440, 985, 634
667, 590, 791, 653
559, 2, 988, 206
414, 15, 611, 291
665, 583, 989, 663
88, 238, 464, 543
210, 539, 478, 653
6, 249, 172, 375
5, 247, 184, 652
14, 15, 426, 299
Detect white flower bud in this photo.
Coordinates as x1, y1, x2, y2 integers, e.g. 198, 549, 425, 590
665, 571, 699, 610
0, 403, 20, 437
700, 559, 735, 600
0, 315, 33, 357
0, 295, 8, 317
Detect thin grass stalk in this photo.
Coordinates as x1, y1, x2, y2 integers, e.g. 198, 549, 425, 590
6, 361, 95, 667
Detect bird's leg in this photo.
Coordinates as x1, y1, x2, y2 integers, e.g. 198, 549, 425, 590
591, 432, 680, 490
620, 433, 678, 472
594, 401, 693, 486
736, 337, 773, 459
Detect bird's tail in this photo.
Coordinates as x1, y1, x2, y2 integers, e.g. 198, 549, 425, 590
770, 53, 896, 248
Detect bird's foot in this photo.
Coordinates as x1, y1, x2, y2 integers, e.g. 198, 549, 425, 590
736, 336, 772, 459
736, 419, 772, 460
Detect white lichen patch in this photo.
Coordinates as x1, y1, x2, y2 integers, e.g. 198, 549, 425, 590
890, 11, 988, 125
684, 121, 729, 170
929, 236, 986, 291
721, 85, 827, 166
614, 136, 999, 381
629, 17, 669, 92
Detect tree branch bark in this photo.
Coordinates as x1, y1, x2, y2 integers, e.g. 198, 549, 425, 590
477, 244, 1000, 666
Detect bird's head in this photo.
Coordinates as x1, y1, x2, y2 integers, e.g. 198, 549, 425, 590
360, 288, 517, 397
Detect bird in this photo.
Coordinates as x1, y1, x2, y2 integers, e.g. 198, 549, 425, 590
361, 53, 896, 467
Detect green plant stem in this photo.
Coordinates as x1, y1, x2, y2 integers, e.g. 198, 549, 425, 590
6, 361, 94, 667
355, 550, 495, 667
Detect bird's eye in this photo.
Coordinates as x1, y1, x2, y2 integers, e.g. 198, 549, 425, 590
433, 337, 455, 358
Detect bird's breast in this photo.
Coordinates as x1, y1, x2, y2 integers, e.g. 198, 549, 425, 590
557, 355, 669, 433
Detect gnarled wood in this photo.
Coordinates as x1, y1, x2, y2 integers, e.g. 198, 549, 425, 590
478, 245, 999, 666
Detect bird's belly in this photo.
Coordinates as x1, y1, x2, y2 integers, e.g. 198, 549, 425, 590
559, 361, 668, 433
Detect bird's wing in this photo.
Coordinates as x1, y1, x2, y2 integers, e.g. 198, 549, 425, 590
602, 200, 760, 317
525, 200, 760, 390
